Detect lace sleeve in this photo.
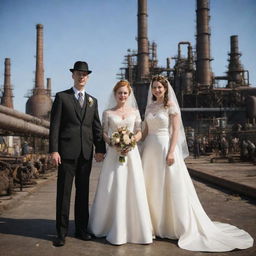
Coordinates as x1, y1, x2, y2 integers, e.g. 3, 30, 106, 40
134, 110, 142, 133
102, 110, 109, 134
144, 106, 149, 118
168, 102, 179, 115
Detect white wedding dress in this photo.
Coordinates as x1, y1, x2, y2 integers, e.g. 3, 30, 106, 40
142, 102, 254, 252
88, 109, 153, 245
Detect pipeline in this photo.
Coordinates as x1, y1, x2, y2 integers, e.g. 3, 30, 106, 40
0, 112, 49, 137
0, 105, 49, 128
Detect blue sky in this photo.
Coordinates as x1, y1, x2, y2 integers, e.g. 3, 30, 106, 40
0, 0, 255, 115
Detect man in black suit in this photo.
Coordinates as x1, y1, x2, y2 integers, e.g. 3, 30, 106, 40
49, 61, 106, 246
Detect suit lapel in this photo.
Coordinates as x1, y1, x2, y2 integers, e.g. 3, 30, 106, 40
81, 93, 89, 123
68, 87, 83, 122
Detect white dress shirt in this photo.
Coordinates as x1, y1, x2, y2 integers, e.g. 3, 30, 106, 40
73, 87, 85, 102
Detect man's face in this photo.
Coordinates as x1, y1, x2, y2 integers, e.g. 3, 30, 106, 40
72, 70, 89, 88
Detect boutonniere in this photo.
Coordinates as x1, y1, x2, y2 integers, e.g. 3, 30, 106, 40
88, 96, 94, 107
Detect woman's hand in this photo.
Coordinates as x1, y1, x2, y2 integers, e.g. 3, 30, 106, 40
121, 148, 132, 155
166, 152, 175, 166
134, 131, 142, 142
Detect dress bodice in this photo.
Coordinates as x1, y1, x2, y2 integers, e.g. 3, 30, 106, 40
145, 102, 178, 135
102, 109, 141, 136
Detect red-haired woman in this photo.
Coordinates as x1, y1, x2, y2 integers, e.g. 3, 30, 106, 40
89, 80, 153, 245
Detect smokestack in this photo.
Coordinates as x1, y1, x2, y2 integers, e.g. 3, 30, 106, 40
188, 44, 194, 70
151, 41, 158, 68
35, 24, 44, 90
137, 0, 149, 80
166, 58, 171, 77
195, 0, 212, 88
26, 24, 52, 120
227, 35, 246, 87
1, 58, 14, 108
46, 78, 51, 96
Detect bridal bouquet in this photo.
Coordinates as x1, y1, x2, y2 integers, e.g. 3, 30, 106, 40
110, 126, 136, 163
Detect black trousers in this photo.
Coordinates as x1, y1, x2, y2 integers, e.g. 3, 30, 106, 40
56, 153, 92, 237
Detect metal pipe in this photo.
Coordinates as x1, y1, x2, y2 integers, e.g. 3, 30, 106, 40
0, 105, 49, 128
151, 41, 158, 67
245, 70, 250, 85
214, 76, 228, 80
127, 55, 133, 83
178, 41, 192, 58
181, 107, 246, 112
166, 58, 171, 77
46, 78, 51, 96
0, 112, 49, 137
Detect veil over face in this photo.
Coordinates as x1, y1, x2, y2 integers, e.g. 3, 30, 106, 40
146, 75, 189, 159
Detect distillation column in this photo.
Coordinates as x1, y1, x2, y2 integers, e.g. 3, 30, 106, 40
137, 0, 150, 80
1, 58, 14, 108
195, 0, 212, 90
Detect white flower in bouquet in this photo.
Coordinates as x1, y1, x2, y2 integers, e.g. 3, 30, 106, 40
113, 137, 120, 144
123, 134, 131, 145
110, 126, 137, 163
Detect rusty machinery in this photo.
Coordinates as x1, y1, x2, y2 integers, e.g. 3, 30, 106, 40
118, 0, 256, 157
0, 103, 52, 196
0, 154, 55, 196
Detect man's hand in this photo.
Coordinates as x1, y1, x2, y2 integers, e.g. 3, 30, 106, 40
94, 153, 105, 162
51, 152, 61, 166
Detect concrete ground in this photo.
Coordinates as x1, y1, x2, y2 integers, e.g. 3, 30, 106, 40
0, 160, 255, 256
186, 155, 256, 199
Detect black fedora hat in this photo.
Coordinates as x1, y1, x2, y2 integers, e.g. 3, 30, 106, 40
69, 61, 92, 74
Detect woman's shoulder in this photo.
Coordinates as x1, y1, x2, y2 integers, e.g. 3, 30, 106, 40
103, 108, 112, 113
167, 101, 179, 115
103, 108, 116, 114
102, 109, 112, 118
167, 100, 174, 107
130, 107, 140, 113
